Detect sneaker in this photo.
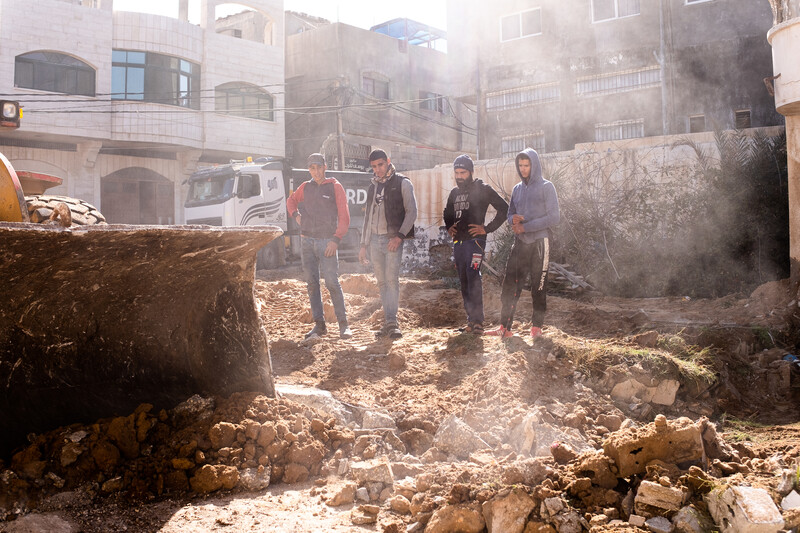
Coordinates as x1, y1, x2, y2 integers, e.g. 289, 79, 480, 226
375, 324, 389, 338
485, 325, 513, 338
387, 324, 403, 339
471, 323, 484, 335
339, 323, 353, 339
304, 322, 327, 340
530, 326, 543, 338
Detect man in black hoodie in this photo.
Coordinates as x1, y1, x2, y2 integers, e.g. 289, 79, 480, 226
443, 154, 509, 334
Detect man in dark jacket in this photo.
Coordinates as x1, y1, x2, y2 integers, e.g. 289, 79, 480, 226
443, 154, 508, 334
358, 149, 417, 339
287, 153, 352, 340
486, 148, 560, 339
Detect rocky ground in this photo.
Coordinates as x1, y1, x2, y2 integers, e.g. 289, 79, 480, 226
1, 268, 800, 533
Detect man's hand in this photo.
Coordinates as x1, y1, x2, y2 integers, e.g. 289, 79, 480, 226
324, 240, 338, 257
295, 213, 302, 225
359, 246, 369, 265
447, 225, 458, 238
388, 236, 403, 252
511, 214, 525, 235
468, 224, 486, 237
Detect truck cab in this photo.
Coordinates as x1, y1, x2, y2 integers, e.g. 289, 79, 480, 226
184, 158, 372, 269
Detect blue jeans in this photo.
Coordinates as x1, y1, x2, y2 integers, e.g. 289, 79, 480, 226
369, 234, 404, 325
454, 239, 486, 324
301, 236, 347, 325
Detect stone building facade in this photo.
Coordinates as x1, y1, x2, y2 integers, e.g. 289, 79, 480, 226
285, 21, 476, 172
447, 0, 784, 158
0, 0, 284, 224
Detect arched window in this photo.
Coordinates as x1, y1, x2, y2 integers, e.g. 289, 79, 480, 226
215, 82, 274, 121
111, 50, 200, 109
15, 52, 96, 96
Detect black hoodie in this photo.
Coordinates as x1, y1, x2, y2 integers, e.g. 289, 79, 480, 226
443, 178, 509, 242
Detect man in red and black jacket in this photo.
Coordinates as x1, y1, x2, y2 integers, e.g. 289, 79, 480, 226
287, 153, 352, 340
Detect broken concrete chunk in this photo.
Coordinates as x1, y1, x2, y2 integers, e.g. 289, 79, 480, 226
433, 414, 491, 459
628, 514, 646, 526
782, 490, 800, 510
481, 487, 535, 533
425, 503, 485, 533
672, 504, 716, 533
652, 379, 681, 406
705, 485, 784, 533
542, 496, 566, 517
646, 515, 674, 533
603, 417, 703, 478
327, 481, 357, 506
349, 459, 394, 485
361, 410, 396, 430
238, 467, 270, 491
355, 486, 370, 502
550, 510, 584, 533
635, 480, 685, 512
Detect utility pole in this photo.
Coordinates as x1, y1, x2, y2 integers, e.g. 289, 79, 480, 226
335, 79, 346, 171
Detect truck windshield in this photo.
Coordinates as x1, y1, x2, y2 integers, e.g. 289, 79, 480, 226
185, 176, 235, 207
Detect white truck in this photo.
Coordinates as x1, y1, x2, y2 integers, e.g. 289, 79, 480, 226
184, 157, 371, 269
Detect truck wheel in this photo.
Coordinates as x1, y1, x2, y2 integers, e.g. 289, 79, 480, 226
25, 195, 107, 226
257, 236, 286, 270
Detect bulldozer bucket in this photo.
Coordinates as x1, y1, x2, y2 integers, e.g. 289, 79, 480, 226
0, 152, 29, 223
0, 223, 280, 457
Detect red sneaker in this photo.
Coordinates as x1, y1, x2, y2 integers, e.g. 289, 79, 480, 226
485, 325, 513, 338
530, 326, 543, 338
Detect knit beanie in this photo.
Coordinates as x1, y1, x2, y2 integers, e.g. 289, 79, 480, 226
453, 154, 474, 174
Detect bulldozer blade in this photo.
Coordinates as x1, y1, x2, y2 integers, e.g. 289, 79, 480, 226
0, 223, 281, 457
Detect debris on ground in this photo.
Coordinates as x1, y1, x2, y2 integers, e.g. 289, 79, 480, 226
1, 274, 799, 532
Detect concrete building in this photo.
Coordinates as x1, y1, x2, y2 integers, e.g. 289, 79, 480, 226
447, 0, 784, 158
285, 20, 476, 172
0, 0, 284, 224
766, 0, 800, 279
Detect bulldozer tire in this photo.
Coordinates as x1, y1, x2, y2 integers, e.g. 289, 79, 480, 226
257, 235, 286, 270
25, 195, 107, 226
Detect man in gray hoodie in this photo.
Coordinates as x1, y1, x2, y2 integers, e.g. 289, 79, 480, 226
486, 148, 560, 338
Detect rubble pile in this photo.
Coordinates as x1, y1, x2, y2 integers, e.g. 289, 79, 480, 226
0, 392, 353, 521
3, 386, 799, 532
2, 276, 800, 531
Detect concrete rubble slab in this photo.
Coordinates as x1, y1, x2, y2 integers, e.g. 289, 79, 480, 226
705, 485, 784, 533
603, 416, 704, 478
635, 480, 685, 512
433, 414, 491, 459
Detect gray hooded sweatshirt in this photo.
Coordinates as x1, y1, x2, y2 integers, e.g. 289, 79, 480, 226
507, 148, 560, 243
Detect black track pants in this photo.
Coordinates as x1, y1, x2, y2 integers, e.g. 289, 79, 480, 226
498, 237, 549, 330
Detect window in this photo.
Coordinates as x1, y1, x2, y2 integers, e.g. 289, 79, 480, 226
419, 91, 449, 114
689, 114, 705, 133
362, 75, 389, 100
14, 52, 95, 96
486, 82, 560, 111
501, 132, 545, 158
576, 66, 660, 97
735, 109, 751, 129
215, 82, 274, 121
500, 8, 542, 42
685, 0, 712, 4
595, 119, 644, 141
111, 50, 200, 109
592, 0, 640, 22
237, 174, 261, 199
